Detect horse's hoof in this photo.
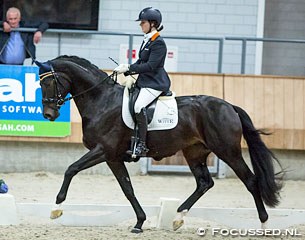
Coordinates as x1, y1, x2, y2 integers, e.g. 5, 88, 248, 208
173, 219, 184, 231
50, 209, 63, 219
261, 220, 268, 229
131, 228, 143, 234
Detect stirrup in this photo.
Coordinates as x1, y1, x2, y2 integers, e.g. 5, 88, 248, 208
126, 142, 149, 158
135, 142, 149, 156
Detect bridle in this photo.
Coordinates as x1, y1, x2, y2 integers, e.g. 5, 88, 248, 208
39, 65, 67, 107
39, 63, 117, 108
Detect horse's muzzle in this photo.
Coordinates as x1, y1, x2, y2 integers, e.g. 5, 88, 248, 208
43, 106, 60, 121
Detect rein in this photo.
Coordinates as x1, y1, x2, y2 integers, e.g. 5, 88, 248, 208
40, 67, 118, 106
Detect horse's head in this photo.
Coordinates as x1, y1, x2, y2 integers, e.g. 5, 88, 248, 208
37, 60, 70, 121
37, 56, 114, 121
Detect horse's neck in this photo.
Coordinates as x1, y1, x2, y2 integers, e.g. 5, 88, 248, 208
73, 82, 122, 118
56, 60, 122, 118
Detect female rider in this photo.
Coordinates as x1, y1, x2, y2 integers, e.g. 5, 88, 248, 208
114, 7, 171, 157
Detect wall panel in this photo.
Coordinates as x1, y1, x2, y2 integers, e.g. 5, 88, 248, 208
1, 73, 304, 150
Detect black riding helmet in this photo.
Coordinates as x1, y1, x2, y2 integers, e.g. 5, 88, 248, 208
136, 7, 162, 27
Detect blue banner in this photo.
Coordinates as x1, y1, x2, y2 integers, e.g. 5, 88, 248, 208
0, 65, 70, 136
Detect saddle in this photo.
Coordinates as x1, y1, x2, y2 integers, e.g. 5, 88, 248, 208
122, 86, 178, 131
128, 86, 172, 123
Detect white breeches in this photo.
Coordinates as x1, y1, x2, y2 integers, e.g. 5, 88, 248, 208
134, 88, 162, 113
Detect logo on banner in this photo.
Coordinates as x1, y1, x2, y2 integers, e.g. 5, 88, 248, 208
0, 65, 70, 137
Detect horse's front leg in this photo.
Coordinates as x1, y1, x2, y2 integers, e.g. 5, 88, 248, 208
107, 161, 146, 233
51, 144, 106, 219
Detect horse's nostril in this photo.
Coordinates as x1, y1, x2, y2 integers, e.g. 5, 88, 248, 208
44, 113, 52, 120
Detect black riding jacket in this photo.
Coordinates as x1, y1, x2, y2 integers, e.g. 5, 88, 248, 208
129, 33, 171, 92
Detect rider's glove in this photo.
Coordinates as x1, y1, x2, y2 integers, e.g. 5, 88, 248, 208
114, 64, 130, 74
121, 75, 136, 89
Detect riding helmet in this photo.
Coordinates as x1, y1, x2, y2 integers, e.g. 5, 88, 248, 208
136, 7, 162, 26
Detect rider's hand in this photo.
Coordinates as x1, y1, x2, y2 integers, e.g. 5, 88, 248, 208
121, 75, 136, 89
114, 64, 129, 74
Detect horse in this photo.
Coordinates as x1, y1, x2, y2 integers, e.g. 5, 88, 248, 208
38, 55, 283, 233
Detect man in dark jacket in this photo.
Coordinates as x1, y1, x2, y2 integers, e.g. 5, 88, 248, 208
0, 7, 49, 65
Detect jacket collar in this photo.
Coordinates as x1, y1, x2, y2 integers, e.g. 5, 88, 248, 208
140, 31, 160, 51
143, 30, 158, 41
151, 31, 160, 41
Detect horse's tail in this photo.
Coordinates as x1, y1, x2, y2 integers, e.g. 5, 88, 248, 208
232, 105, 283, 207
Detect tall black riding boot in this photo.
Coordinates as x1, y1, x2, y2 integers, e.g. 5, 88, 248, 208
127, 108, 149, 157
126, 108, 149, 158
135, 108, 149, 156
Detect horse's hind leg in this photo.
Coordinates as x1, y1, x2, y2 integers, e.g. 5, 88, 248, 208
219, 150, 268, 227
173, 145, 214, 230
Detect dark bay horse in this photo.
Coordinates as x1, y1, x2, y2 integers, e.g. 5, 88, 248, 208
38, 55, 283, 233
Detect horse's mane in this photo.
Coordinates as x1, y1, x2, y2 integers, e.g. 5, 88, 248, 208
54, 55, 105, 76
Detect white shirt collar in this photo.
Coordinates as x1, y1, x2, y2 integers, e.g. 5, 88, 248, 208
143, 30, 158, 42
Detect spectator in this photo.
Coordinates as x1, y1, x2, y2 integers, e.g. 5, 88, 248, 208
0, 7, 49, 65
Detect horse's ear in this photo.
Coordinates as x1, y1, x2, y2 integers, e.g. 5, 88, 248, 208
35, 60, 52, 75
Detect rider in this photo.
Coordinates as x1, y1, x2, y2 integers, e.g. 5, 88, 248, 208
114, 7, 171, 157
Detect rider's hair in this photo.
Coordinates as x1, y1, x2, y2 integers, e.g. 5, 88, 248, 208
149, 20, 164, 32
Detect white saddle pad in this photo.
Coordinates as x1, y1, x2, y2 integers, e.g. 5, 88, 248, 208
122, 87, 178, 131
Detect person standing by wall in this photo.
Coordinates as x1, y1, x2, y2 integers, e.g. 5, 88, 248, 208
0, 7, 49, 65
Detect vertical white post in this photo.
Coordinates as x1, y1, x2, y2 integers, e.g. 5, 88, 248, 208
217, 158, 226, 179
255, 0, 266, 75
157, 197, 181, 230
139, 157, 148, 175
0, 194, 18, 225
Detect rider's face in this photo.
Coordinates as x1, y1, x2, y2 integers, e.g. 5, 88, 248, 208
140, 20, 150, 34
